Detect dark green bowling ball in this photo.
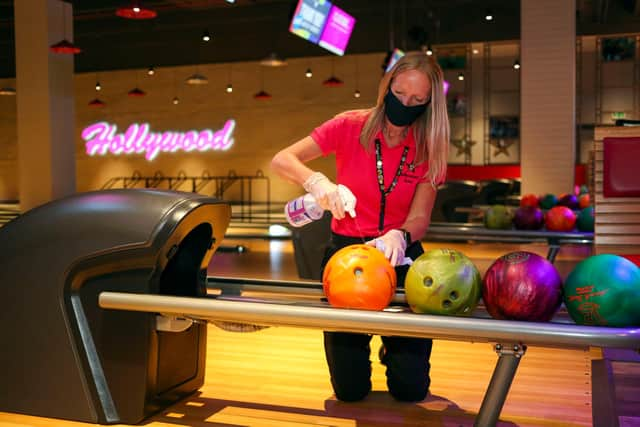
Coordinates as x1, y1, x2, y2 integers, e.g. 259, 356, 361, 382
539, 194, 558, 210
563, 254, 640, 327
576, 206, 595, 232
405, 249, 482, 316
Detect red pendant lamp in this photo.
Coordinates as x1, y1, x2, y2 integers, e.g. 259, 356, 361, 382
128, 87, 146, 97
88, 98, 106, 107
116, 1, 157, 19
50, 39, 81, 54
49, 2, 81, 54
253, 90, 272, 100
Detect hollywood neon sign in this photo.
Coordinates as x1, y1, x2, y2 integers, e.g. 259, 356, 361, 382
82, 119, 236, 161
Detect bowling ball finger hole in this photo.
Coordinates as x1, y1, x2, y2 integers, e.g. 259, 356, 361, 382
449, 291, 459, 300
353, 267, 363, 277
442, 300, 452, 309
422, 276, 433, 287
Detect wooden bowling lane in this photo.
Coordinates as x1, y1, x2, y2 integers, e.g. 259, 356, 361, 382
0, 325, 594, 427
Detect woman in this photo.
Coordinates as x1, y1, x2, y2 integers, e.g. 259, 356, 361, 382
271, 52, 449, 402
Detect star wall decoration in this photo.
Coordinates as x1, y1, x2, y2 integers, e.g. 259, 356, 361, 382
452, 138, 476, 157
489, 138, 516, 157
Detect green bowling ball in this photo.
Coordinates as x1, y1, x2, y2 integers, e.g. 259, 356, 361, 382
539, 193, 558, 210
484, 205, 513, 230
405, 249, 482, 316
563, 254, 640, 327
576, 206, 595, 232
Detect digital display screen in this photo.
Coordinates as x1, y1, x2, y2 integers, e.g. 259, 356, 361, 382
317, 5, 356, 56
289, 0, 355, 56
289, 0, 332, 44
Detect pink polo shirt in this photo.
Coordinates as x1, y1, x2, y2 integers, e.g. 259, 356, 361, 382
311, 110, 429, 237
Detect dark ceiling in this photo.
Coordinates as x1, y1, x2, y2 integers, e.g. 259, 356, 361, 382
0, 0, 639, 78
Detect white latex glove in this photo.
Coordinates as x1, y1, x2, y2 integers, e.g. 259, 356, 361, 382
365, 229, 409, 266
303, 172, 347, 219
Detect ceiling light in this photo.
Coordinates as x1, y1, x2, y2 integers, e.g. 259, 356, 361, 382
88, 98, 105, 107
485, 9, 493, 21
95, 81, 101, 91
147, 66, 155, 76
116, 2, 157, 19
425, 45, 433, 56
172, 96, 179, 105
457, 72, 465, 81
354, 89, 361, 98
128, 87, 146, 97
202, 30, 211, 42
253, 90, 272, 100
226, 84, 233, 93
472, 48, 479, 55
260, 53, 287, 67
49, 39, 81, 54
513, 60, 521, 70
305, 68, 313, 78
185, 73, 209, 85
0, 87, 16, 96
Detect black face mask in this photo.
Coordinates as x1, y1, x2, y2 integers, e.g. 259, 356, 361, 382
383, 90, 428, 127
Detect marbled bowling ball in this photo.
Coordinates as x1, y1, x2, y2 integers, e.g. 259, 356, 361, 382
484, 205, 513, 230
539, 194, 558, 210
513, 206, 544, 230
576, 206, 595, 232
405, 249, 482, 316
322, 244, 396, 311
520, 193, 539, 208
482, 251, 563, 321
564, 254, 640, 327
545, 206, 577, 232
557, 193, 580, 210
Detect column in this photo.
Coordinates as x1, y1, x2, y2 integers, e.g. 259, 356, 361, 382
520, 0, 576, 196
14, 0, 76, 211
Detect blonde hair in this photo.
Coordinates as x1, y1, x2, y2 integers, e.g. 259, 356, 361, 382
360, 52, 449, 186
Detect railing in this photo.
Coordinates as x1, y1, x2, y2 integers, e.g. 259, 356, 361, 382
102, 170, 271, 223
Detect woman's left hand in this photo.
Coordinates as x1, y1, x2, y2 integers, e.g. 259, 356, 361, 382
366, 229, 407, 266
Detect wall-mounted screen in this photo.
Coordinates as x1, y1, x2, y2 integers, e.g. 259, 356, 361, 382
289, 0, 355, 56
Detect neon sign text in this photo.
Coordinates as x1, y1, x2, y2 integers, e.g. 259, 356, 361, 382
82, 120, 235, 161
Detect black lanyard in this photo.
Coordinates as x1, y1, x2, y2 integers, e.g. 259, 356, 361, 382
375, 138, 409, 232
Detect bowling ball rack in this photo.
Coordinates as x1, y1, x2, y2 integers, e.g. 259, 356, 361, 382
100, 275, 639, 427
426, 222, 593, 262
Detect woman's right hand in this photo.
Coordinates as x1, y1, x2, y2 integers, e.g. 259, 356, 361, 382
303, 172, 346, 219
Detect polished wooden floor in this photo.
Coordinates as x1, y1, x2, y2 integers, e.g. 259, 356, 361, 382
0, 237, 613, 427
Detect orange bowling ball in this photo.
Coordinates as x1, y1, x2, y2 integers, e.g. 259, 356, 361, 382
322, 244, 397, 310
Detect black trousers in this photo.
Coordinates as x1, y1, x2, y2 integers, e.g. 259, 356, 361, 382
320, 233, 433, 402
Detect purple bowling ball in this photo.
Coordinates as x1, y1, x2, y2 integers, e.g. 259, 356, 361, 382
483, 251, 563, 322
513, 206, 544, 230
557, 193, 579, 210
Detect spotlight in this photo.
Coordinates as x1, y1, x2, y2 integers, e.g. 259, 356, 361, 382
202, 30, 211, 42
458, 72, 464, 81
513, 60, 521, 70
226, 84, 233, 93
485, 9, 493, 21
305, 68, 313, 78
426, 45, 433, 56
95, 81, 101, 91
354, 89, 361, 98
147, 66, 155, 76
172, 96, 179, 105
